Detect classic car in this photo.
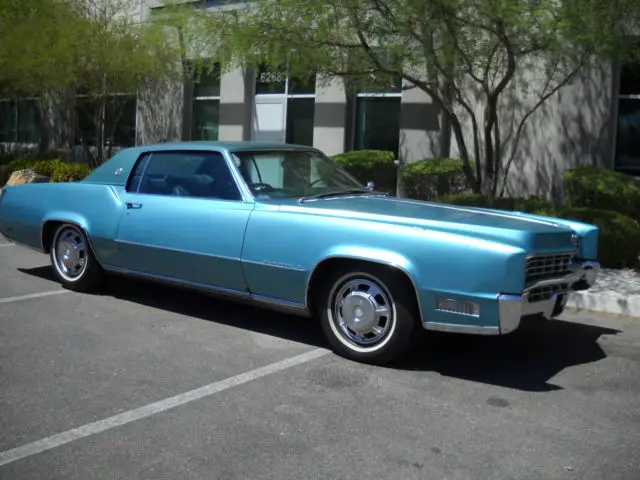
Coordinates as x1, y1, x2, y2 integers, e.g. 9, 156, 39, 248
0, 141, 600, 364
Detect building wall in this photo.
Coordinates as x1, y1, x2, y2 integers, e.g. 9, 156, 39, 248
312, 76, 348, 155
399, 82, 448, 163
218, 67, 253, 142
448, 60, 616, 199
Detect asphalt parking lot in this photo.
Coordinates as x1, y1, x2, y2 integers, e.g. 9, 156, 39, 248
1, 241, 639, 480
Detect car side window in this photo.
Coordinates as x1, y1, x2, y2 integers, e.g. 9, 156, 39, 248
126, 153, 152, 192
134, 151, 242, 201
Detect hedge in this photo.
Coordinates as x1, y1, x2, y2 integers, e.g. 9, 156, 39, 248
0, 158, 93, 185
438, 193, 640, 269
332, 150, 397, 194
401, 158, 470, 201
563, 166, 640, 220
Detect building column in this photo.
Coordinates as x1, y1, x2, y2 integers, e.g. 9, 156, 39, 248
218, 67, 254, 141
312, 75, 348, 155
398, 82, 448, 163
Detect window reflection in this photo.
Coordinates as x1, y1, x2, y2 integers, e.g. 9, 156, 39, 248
615, 99, 640, 175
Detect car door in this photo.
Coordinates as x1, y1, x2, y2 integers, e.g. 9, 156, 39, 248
111, 149, 254, 293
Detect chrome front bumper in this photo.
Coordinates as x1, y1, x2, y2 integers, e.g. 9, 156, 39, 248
498, 260, 600, 334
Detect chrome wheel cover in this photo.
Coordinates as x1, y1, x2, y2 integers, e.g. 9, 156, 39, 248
53, 225, 88, 281
329, 274, 395, 350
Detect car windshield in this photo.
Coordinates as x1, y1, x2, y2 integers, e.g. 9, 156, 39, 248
231, 149, 366, 199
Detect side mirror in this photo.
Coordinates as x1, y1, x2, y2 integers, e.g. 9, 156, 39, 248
365, 181, 375, 191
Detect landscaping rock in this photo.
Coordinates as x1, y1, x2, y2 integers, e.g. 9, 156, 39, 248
6, 169, 50, 186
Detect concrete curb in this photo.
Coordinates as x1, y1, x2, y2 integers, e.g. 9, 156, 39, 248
567, 291, 640, 318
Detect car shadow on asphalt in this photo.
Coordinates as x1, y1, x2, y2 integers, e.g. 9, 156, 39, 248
19, 266, 623, 393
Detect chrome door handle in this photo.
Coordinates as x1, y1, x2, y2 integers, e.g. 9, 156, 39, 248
126, 202, 142, 209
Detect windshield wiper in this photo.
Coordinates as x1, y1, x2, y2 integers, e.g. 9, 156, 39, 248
298, 189, 371, 202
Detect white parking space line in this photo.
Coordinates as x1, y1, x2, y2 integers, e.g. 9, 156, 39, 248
0, 243, 14, 247
0, 347, 330, 467
0, 290, 70, 305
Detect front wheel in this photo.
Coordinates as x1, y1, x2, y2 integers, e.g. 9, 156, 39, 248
50, 223, 105, 292
317, 265, 418, 365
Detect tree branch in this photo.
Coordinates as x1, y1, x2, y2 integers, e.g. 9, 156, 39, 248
499, 58, 585, 196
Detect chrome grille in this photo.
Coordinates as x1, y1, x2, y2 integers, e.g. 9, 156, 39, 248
526, 252, 576, 303
528, 283, 570, 302
526, 253, 575, 284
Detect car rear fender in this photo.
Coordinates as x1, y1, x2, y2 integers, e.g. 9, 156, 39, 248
38, 185, 124, 264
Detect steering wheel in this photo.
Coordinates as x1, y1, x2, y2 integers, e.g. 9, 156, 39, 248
306, 178, 324, 188
250, 182, 274, 192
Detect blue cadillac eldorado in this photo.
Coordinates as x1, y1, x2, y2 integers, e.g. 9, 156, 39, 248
0, 142, 600, 364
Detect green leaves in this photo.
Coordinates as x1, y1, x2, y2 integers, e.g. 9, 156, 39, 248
0, 0, 181, 98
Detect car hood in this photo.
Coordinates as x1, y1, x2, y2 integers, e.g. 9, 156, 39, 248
272, 195, 578, 253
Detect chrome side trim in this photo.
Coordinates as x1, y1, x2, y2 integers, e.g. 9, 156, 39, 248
240, 258, 307, 272
424, 322, 499, 335
113, 238, 239, 262
111, 239, 307, 272
304, 254, 424, 321
103, 265, 310, 316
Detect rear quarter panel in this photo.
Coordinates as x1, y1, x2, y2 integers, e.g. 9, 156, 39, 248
0, 182, 124, 264
241, 203, 528, 325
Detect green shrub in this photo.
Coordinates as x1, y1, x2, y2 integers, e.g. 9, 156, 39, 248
0, 157, 93, 185
438, 193, 555, 213
333, 150, 397, 193
50, 162, 92, 183
552, 205, 640, 269
436, 193, 639, 269
32, 159, 66, 177
6, 158, 35, 171
401, 158, 470, 201
563, 166, 640, 219
438, 193, 491, 207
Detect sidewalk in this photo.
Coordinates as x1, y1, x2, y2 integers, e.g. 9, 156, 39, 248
567, 268, 640, 318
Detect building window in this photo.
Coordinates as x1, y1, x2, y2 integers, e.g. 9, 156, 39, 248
353, 75, 402, 157
74, 94, 137, 147
106, 95, 137, 147
615, 61, 640, 175
255, 63, 316, 146
0, 98, 40, 144
191, 62, 221, 141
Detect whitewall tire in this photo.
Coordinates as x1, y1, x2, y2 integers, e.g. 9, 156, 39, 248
50, 223, 104, 292
317, 264, 418, 365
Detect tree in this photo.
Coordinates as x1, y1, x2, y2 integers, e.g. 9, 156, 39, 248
166, 0, 640, 196
0, 0, 181, 165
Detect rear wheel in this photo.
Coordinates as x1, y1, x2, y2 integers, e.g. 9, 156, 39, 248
50, 223, 104, 292
317, 264, 418, 365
